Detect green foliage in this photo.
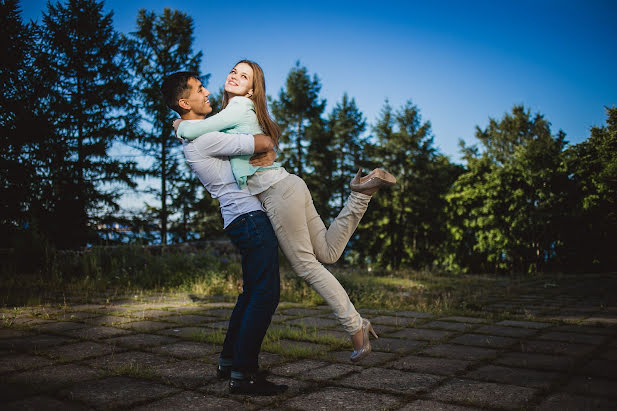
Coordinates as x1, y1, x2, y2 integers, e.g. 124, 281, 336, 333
562, 106, 617, 270
445, 105, 570, 273
128, 8, 204, 245
356, 101, 462, 269
271, 61, 326, 178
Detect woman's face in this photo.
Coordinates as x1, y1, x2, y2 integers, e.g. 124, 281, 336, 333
225, 62, 254, 98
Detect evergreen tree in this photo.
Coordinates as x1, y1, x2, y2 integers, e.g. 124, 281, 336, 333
271, 61, 325, 178
356, 100, 459, 269
327, 93, 366, 211
31, 0, 136, 248
128, 8, 204, 244
0, 0, 42, 246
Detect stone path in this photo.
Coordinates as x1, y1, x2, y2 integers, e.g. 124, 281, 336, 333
1, 273, 616, 410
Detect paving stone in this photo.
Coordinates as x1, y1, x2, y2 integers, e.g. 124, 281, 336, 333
388, 328, 452, 341
158, 314, 218, 325
151, 359, 214, 388
280, 307, 325, 316
302, 363, 363, 381
285, 316, 339, 328
396, 310, 435, 319
564, 375, 617, 399
424, 321, 475, 332
0, 334, 75, 352
62, 325, 132, 340
579, 359, 617, 379
30, 321, 88, 333
158, 326, 210, 339
599, 348, 617, 361
339, 367, 443, 394
313, 328, 350, 341
0, 353, 55, 374
105, 333, 178, 349
495, 351, 576, 371
9, 363, 100, 389
84, 315, 134, 326
86, 350, 173, 371
474, 324, 537, 338
0, 328, 33, 339
258, 352, 285, 368
370, 324, 404, 336
427, 378, 537, 410
440, 316, 487, 324
581, 315, 617, 326
267, 339, 329, 356
536, 392, 617, 410
42, 340, 122, 361
152, 341, 218, 359
117, 320, 172, 332
62, 376, 178, 409
203, 321, 229, 329
53, 311, 100, 321
399, 400, 483, 410
130, 390, 247, 411
198, 307, 234, 317
388, 354, 471, 375
371, 337, 426, 353
370, 315, 418, 327
327, 349, 397, 366
125, 309, 175, 319
551, 324, 617, 335
464, 364, 562, 388
496, 320, 552, 329
3, 395, 86, 411
284, 386, 401, 410
518, 340, 595, 356
270, 359, 329, 376
451, 333, 517, 348
421, 344, 498, 361
537, 331, 609, 345
8, 317, 53, 327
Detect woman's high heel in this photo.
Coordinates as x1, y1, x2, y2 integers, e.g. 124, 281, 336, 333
350, 318, 378, 362
350, 168, 396, 192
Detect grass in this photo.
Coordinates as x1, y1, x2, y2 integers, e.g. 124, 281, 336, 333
0, 243, 544, 317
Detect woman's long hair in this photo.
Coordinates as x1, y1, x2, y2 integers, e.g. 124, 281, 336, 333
222, 59, 281, 148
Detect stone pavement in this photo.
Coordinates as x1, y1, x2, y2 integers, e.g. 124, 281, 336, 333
1, 274, 616, 410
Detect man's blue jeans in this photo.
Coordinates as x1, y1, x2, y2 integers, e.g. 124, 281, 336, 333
220, 210, 280, 373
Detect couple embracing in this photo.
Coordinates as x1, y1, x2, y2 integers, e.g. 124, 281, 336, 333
161, 59, 395, 395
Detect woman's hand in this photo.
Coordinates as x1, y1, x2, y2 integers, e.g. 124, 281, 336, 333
172, 118, 184, 133
250, 150, 276, 167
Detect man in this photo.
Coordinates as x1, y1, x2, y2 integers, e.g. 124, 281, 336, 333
161, 72, 286, 395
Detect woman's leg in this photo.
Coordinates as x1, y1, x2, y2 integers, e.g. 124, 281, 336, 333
306, 191, 371, 264
259, 175, 363, 335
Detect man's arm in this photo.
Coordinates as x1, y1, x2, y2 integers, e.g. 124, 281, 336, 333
253, 134, 273, 153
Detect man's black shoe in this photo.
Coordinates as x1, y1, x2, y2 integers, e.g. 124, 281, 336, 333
229, 374, 288, 396
217, 365, 270, 380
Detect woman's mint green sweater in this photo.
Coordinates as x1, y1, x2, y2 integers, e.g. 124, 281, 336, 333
177, 96, 280, 189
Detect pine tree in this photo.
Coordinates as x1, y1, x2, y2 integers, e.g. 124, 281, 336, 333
271, 61, 325, 178
128, 8, 204, 244
327, 93, 366, 211
30, 0, 136, 248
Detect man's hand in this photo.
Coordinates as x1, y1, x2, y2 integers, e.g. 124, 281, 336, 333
253, 134, 274, 153
250, 150, 276, 167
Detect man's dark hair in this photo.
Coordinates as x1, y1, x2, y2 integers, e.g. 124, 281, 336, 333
161, 71, 200, 114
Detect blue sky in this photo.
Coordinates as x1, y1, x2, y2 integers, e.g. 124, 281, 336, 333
21, 0, 617, 162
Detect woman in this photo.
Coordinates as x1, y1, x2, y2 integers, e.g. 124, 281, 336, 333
175, 60, 395, 361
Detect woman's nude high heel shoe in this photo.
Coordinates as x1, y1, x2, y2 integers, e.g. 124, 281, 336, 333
350, 168, 397, 192
350, 318, 379, 362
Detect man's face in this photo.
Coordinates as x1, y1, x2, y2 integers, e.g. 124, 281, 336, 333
182, 77, 212, 116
